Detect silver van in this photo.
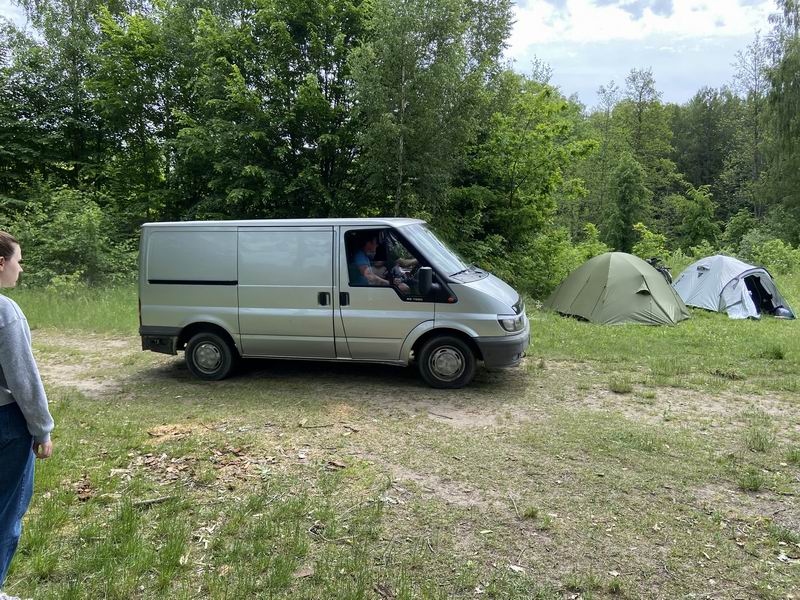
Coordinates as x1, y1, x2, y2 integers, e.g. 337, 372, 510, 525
138, 218, 529, 388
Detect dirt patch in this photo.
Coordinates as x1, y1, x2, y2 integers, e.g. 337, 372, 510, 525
33, 330, 174, 398
394, 399, 504, 428
562, 382, 800, 433
146, 423, 198, 443
693, 482, 800, 532
357, 452, 505, 511
34, 330, 135, 354
40, 362, 119, 397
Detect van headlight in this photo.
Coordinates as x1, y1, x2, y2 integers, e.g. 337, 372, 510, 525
498, 314, 524, 332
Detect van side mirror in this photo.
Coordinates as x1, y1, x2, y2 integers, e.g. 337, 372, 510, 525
418, 267, 433, 296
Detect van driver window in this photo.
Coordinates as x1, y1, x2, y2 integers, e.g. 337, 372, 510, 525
347, 229, 420, 295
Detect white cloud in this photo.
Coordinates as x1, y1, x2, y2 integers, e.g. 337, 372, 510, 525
508, 0, 773, 57
0, 0, 27, 28
508, 0, 775, 105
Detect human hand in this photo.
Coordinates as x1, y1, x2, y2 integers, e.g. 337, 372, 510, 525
33, 439, 53, 459
398, 282, 410, 293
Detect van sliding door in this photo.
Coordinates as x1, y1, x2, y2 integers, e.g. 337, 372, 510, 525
238, 227, 335, 358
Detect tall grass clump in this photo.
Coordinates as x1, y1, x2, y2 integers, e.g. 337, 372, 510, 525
5, 285, 138, 334
608, 375, 633, 394
745, 427, 776, 453
738, 467, 766, 492
743, 409, 776, 453
758, 344, 786, 360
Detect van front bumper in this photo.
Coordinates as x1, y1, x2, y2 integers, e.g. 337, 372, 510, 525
475, 326, 530, 369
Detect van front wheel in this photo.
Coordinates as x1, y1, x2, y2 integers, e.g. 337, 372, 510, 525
185, 332, 236, 380
418, 335, 476, 389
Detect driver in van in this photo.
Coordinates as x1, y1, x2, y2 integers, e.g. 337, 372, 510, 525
351, 231, 413, 293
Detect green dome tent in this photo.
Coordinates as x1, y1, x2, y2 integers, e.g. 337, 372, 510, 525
545, 252, 690, 325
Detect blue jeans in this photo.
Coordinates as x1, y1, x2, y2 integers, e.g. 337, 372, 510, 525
0, 403, 34, 589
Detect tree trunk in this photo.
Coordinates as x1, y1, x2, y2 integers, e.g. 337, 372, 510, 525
394, 64, 406, 216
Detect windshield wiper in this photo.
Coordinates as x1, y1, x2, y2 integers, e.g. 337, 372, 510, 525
450, 266, 475, 277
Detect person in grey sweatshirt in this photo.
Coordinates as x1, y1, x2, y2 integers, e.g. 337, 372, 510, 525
0, 231, 54, 599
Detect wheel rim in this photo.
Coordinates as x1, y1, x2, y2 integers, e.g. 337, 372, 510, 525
428, 346, 465, 382
193, 342, 222, 374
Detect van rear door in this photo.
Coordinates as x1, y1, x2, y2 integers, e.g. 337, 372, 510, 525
238, 226, 336, 358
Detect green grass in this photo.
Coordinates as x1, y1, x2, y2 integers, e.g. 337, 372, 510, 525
4, 284, 138, 334
758, 344, 786, 360
563, 569, 603, 593
3, 274, 800, 599
535, 272, 800, 394
608, 374, 633, 394
738, 467, 766, 492
522, 506, 539, 520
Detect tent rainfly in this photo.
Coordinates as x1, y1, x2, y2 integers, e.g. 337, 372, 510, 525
673, 255, 795, 320
544, 252, 690, 325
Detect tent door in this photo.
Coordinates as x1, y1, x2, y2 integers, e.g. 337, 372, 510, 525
743, 275, 774, 315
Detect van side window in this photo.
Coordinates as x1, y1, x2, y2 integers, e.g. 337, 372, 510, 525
345, 229, 423, 298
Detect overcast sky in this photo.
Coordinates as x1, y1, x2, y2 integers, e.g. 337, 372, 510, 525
0, 0, 776, 108
508, 0, 775, 107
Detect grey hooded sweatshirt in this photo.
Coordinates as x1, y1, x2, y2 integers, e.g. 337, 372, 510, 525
0, 294, 54, 443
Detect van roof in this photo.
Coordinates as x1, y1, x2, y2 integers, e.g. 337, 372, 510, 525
141, 218, 426, 228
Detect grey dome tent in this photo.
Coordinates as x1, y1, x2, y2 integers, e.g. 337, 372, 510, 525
544, 252, 690, 325
673, 255, 795, 320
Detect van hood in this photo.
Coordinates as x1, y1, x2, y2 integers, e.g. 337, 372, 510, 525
462, 273, 520, 311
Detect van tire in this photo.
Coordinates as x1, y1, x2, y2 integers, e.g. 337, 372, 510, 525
418, 335, 476, 389
185, 332, 236, 380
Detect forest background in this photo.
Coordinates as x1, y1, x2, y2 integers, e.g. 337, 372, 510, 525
1, 0, 799, 298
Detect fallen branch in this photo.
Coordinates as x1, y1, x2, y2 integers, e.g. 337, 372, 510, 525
428, 411, 453, 420
133, 495, 175, 508
509, 493, 521, 519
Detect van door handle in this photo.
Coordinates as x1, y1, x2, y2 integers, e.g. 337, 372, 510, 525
339, 292, 349, 306
318, 292, 330, 306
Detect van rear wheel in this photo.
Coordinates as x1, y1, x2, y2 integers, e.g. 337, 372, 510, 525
185, 332, 236, 380
418, 335, 476, 389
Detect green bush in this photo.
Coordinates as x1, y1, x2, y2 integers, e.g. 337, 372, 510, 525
518, 224, 609, 299
631, 222, 668, 261
723, 209, 758, 247
574, 223, 610, 263
750, 239, 800, 275
457, 223, 610, 300
689, 239, 716, 260
738, 228, 774, 262
3, 186, 137, 288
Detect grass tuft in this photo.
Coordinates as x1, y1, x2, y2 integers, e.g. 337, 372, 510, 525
766, 522, 800, 545
738, 467, 766, 492
536, 514, 554, 531
564, 570, 602, 593
608, 375, 633, 394
608, 577, 624, 594
650, 357, 690, 378
522, 506, 539, 520
742, 410, 775, 453
786, 447, 800, 465
744, 426, 776, 453
758, 344, 785, 360
710, 367, 745, 380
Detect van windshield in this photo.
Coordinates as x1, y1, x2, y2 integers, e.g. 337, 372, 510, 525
400, 224, 470, 276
